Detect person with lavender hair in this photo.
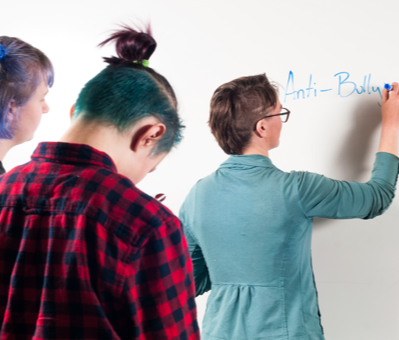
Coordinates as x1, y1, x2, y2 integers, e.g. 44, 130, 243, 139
0, 37, 54, 173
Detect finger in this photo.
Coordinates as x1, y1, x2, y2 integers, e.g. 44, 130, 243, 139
391, 82, 399, 97
382, 88, 389, 102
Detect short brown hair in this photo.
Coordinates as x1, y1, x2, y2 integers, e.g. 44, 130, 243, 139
208, 74, 278, 155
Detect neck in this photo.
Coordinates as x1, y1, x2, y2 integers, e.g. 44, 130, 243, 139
59, 118, 127, 170
241, 143, 270, 157
0, 139, 18, 162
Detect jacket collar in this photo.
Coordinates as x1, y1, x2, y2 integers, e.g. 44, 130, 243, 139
31, 142, 117, 172
219, 154, 275, 169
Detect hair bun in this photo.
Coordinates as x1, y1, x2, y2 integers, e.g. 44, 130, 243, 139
99, 25, 156, 64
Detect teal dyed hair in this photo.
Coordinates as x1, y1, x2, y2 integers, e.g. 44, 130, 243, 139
73, 25, 183, 154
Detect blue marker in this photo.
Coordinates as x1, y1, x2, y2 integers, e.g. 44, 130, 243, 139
384, 83, 393, 91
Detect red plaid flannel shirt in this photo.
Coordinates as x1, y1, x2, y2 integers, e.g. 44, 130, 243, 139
0, 142, 199, 340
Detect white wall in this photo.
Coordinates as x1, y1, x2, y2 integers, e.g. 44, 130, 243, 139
3, 1, 399, 339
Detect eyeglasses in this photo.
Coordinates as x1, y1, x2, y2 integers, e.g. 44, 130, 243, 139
253, 107, 291, 130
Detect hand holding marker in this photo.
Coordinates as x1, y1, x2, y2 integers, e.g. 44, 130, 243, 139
385, 84, 394, 91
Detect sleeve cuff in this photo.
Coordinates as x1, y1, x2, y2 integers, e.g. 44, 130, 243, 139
372, 152, 399, 185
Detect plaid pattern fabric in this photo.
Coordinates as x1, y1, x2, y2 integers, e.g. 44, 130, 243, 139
0, 142, 199, 340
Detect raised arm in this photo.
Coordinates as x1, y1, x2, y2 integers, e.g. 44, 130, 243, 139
298, 84, 399, 219
297, 152, 398, 219
378, 82, 399, 156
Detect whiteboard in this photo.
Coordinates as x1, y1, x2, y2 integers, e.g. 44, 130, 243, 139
3, 1, 399, 339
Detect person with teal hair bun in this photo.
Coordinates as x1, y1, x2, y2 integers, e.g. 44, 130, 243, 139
70, 26, 183, 160
0, 25, 199, 339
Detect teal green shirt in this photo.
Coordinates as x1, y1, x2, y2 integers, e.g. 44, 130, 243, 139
179, 152, 399, 340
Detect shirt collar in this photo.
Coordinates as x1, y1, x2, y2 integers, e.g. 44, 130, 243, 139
219, 154, 275, 169
32, 142, 117, 172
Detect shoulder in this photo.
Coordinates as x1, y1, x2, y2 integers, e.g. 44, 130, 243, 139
83, 167, 177, 236
0, 161, 31, 180
0, 161, 34, 199
180, 176, 208, 209
289, 169, 331, 186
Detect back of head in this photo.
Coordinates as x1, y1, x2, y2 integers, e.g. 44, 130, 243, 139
209, 74, 278, 155
0, 37, 54, 139
73, 25, 183, 155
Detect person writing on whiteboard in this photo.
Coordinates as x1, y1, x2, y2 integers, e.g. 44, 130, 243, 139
0, 26, 199, 339
179, 74, 399, 340
0, 37, 53, 173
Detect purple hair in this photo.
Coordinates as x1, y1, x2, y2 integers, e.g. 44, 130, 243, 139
0, 36, 54, 139
99, 24, 157, 66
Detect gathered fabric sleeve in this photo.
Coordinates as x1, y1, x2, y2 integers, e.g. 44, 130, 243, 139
296, 152, 399, 219
180, 196, 212, 297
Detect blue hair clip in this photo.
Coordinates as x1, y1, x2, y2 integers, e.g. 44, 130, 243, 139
0, 45, 6, 60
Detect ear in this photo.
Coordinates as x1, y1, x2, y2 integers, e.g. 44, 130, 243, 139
254, 119, 268, 138
131, 123, 166, 153
6, 100, 17, 122
69, 104, 75, 120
